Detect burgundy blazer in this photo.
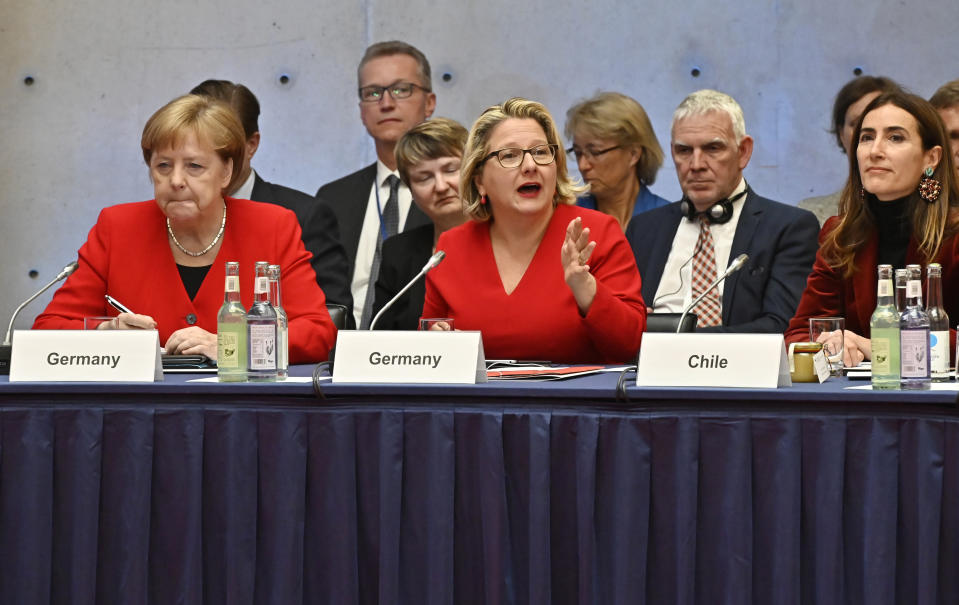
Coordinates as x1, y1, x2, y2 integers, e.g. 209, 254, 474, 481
785, 217, 959, 359
33, 198, 336, 363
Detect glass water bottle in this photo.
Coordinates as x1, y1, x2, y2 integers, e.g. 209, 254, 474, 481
247, 261, 278, 382
926, 263, 950, 381
217, 261, 248, 382
900, 264, 931, 390
267, 264, 289, 380
869, 264, 900, 390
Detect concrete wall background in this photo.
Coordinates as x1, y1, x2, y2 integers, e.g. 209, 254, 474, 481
2, 0, 957, 328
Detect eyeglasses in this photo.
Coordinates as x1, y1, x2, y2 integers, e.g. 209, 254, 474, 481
566, 145, 621, 162
482, 144, 559, 168
358, 81, 430, 103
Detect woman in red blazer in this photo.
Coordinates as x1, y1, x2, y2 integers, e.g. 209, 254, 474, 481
33, 94, 336, 363
421, 98, 646, 363
785, 92, 959, 365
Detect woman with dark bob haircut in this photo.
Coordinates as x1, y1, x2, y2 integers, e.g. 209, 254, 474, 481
786, 91, 959, 365
34, 94, 337, 362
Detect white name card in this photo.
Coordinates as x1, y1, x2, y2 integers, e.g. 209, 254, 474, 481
9, 330, 163, 382
333, 330, 487, 384
636, 333, 791, 388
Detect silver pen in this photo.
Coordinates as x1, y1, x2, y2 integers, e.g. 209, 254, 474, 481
104, 294, 134, 315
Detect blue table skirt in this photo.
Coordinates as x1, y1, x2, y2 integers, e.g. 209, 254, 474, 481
2, 373, 959, 604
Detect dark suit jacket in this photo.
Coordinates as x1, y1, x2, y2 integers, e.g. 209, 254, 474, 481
626, 189, 820, 333
315, 163, 431, 270
371, 224, 434, 330
251, 174, 354, 326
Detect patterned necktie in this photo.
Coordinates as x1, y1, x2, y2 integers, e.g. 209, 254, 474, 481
691, 216, 723, 327
360, 174, 401, 329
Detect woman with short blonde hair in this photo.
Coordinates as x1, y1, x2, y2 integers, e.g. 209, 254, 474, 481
421, 98, 646, 362
565, 92, 667, 230
460, 97, 583, 221
34, 94, 337, 362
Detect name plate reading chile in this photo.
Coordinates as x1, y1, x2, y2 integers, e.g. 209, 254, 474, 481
333, 330, 486, 384
636, 333, 791, 388
9, 329, 163, 382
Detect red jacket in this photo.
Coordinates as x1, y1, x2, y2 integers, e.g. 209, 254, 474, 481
785, 217, 959, 359
33, 198, 336, 363
422, 204, 647, 363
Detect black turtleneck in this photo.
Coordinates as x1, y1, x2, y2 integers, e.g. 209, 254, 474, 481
868, 196, 911, 270
177, 264, 212, 300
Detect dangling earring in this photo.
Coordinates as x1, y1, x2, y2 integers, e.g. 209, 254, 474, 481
480, 194, 488, 205
919, 166, 942, 203
859, 187, 866, 201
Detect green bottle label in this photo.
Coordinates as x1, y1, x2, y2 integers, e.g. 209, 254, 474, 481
872, 338, 890, 375
218, 331, 240, 368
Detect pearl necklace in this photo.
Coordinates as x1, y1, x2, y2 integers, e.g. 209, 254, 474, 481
167, 203, 227, 257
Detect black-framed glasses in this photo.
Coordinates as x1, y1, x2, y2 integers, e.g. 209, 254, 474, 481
566, 145, 621, 162
482, 144, 559, 168
358, 81, 430, 103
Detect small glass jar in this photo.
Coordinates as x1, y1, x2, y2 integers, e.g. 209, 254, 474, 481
790, 342, 823, 383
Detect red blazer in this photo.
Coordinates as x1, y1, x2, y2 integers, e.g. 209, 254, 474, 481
33, 198, 336, 363
422, 204, 647, 363
785, 217, 959, 358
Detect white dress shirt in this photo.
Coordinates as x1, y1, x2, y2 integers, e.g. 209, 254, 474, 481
232, 169, 256, 201
652, 178, 748, 314
351, 160, 413, 326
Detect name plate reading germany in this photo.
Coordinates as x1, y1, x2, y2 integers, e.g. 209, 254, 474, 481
9, 330, 163, 382
636, 333, 791, 388
333, 330, 486, 384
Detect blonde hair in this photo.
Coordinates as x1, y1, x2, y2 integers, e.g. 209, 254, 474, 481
565, 91, 664, 185
141, 94, 246, 193
461, 98, 584, 221
394, 117, 468, 187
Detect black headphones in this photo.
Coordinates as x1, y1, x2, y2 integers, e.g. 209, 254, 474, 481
680, 188, 748, 225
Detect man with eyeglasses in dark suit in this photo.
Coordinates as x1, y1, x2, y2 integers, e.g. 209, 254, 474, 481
316, 41, 436, 328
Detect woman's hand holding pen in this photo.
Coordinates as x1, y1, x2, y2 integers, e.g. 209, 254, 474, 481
99, 311, 217, 359
102, 293, 216, 358
102, 294, 157, 330
97, 294, 156, 330
97, 312, 158, 330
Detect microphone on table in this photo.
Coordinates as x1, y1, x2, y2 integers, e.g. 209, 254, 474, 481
369, 250, 446, 331
676, 254, 748, 333
1, 260, 79, 374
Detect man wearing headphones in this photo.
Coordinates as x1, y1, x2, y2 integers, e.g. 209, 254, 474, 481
626, 89, 819, 333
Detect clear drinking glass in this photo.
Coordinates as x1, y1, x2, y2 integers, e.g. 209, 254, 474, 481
419, 318, 454, 331
83, 316, 115, 330
809, 317, 845, 376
